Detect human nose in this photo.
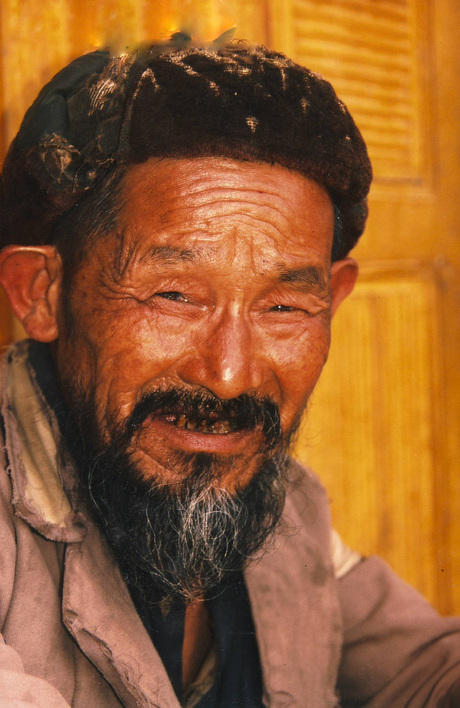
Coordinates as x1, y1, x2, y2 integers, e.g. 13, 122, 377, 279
179, 309, 266, 400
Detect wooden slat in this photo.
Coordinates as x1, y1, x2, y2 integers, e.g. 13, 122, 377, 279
299, 0, 410, 24
293, 26, 412, 70
304, 56, 412, 89
330, 76, 413, 103
282, 0, 426, 181
293, 1, 411, 38
294, 16, 412, 54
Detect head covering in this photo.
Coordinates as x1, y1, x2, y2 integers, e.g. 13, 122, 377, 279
0, 43, 372, 259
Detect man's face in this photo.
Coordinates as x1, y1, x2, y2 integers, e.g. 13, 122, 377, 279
56, 157, 335, 492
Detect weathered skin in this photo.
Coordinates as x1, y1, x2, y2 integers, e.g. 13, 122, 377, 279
53, 157, 357, 490
0, 157, 358, 492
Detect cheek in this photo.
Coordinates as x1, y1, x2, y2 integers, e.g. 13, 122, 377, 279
268, 320, 331, 424
59, 302, 197, 421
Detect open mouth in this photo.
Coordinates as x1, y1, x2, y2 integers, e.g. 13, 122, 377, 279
158, 412, 242, 435
128, 389, 282, 456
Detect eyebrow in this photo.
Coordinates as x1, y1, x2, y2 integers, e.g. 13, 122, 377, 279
112, 241, 200, 277
276, 265, 329, 293
112, 236, 329, 294
141, 245, 199, 264
142, 249, 328, 287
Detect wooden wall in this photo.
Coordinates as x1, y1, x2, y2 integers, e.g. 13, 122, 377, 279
1, 0, 459, 613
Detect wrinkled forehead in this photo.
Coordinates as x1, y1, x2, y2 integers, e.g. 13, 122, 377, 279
114, 157, 335, 264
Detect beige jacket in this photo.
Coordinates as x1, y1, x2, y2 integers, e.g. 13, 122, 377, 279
1, 341, 460, 708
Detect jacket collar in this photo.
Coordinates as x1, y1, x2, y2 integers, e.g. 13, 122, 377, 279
245, 465, 342, 708
1, 340, 181, 707
1, 340, 86, 541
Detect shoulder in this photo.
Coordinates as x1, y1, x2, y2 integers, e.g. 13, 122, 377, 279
337, 555, 460, 705
283, 458, 362, 579
283, 457, 332, 554
0, 346, 17, 536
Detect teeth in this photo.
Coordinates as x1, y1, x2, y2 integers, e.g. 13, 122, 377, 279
163, 413, 177, 423
165, 413, 234, 434
176, 415, 187, 428
213, 420, 231, 434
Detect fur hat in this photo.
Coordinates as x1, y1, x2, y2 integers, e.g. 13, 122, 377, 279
0, 43, 372, 260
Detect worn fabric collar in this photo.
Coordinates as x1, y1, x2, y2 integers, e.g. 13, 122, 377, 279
1, 339, 87, 541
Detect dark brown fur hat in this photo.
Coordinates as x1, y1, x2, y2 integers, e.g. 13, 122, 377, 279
0, 43, 372, 260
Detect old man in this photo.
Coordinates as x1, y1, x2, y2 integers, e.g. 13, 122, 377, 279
0, 42, 459, 708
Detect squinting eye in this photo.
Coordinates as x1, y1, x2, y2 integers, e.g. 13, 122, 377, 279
271, 304, 294, 312
157, 291, 188, 302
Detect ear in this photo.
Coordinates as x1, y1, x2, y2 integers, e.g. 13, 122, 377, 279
0, 245, 62, 342
330, 257, 359, 317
